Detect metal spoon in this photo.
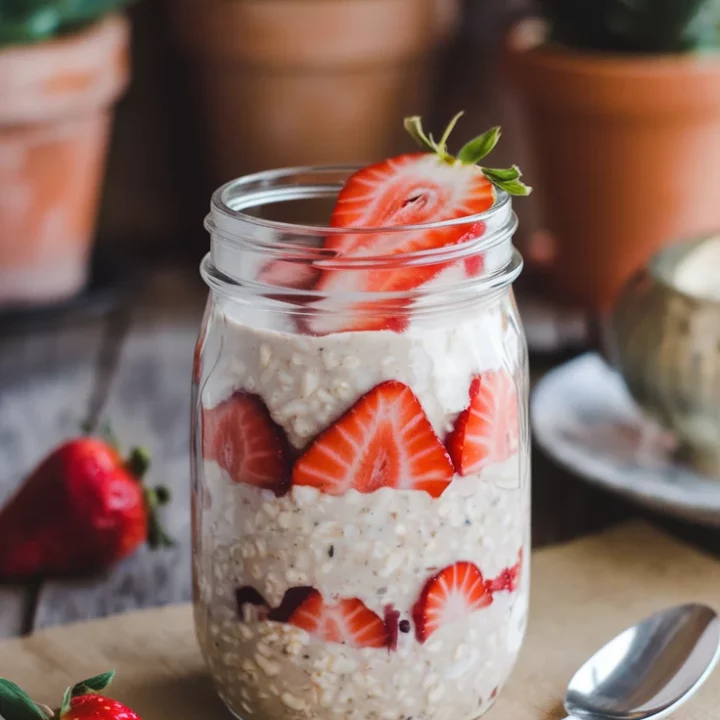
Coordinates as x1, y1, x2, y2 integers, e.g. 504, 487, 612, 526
564, 604, 720, 720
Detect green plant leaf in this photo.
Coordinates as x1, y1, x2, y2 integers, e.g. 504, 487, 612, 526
537, 0, 718, 53
0, 0, 136, 47
0, 7, 61, 44
457, 127, 502, 165
0, 679, 51, 720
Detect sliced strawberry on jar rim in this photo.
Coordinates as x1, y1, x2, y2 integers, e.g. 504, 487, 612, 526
412, 561, 493, 643
287, 588, 389, 648
306, 114, 530, 335
446, 369, 520, 477
292, 380, 454, 498
202, 391, 290, 495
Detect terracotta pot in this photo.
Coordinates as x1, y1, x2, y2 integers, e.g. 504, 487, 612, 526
172, 0, 460, 183
0, 15, 129, 306
507, 22, 720, 312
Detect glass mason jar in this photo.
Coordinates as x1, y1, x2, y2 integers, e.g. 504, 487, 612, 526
191, 167, 531, 720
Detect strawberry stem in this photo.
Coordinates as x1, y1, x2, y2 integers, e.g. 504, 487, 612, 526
122, 444, 174, 551
437, 111, 465, 154
403, 116, 437, 155
403, 112, 532, 197
403, 112, 464, 164
144, 486, 175, 550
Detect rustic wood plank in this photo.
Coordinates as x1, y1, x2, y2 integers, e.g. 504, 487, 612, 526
33, 270, 206, 629
0, 317, 110, 636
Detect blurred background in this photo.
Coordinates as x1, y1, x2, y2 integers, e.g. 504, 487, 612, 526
2, 0, 543, 319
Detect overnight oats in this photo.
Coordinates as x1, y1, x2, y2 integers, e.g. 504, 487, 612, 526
192, 114, 532, 720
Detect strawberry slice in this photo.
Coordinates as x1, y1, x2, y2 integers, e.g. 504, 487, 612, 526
292, 380, 454, 498
306, 114, 530, 334
487, 550, 523, 593
257, 258, 320, 290
446, 369, 519, 476
460, 222, 486, 277
327, 153, 494, 255
384, 604, 401, 651
412, 561, 493, 643
288, 589, 389, 648
202, 392, 289, 495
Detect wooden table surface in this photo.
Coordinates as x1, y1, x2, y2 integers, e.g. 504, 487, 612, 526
0, 265, 716, 640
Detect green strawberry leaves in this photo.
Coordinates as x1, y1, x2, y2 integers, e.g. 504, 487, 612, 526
126, 447, 151, 479
0, 679, 51, 720
144, 485, 175, 550
61, 671, 116, 716
457, 126, 502, 165
404, 112, 532, 197
404, 114, 454, 162
0, 672, 117, 720
481, 166, 532, 197
70, 671, 116, 696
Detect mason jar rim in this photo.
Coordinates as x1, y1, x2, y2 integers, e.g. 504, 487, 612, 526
208, 164, 513, 239
202, 164, 522, 312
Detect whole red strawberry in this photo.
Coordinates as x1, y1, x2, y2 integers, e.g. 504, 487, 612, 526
0, 436, 172, 578
0, 671, 141, 720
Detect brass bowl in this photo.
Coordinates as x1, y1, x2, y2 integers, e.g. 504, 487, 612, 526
610, 236, 720, 477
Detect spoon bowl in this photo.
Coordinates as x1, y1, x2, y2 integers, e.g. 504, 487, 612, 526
565, 604, 720, 720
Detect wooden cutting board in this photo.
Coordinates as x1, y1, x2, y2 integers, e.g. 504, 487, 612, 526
2, 521, 720, 720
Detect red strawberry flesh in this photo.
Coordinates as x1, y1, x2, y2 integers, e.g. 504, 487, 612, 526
384, 604, 401, 651
65, 694, 142, 720
308, 156, 495, 335
487, 550, 523, 593
447, 370, 519, 477
412, 561, 493, 643
202, 391, 289, 496
328, 154, 495, 255
257, 258, 320, 291
292, 380, 454, 497
287, 589, 389, 648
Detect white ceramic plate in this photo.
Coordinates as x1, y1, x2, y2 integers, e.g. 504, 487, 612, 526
532, 353, 720, 526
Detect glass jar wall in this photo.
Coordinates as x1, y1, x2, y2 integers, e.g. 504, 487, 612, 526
191, 167, 530, 720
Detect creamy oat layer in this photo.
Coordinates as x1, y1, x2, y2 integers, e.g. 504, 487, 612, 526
194, 296, 528, 720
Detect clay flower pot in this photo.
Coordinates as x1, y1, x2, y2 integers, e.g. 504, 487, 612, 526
172, 0, 460, 183
507, 21, 720, 312
0, 15, 129, 306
